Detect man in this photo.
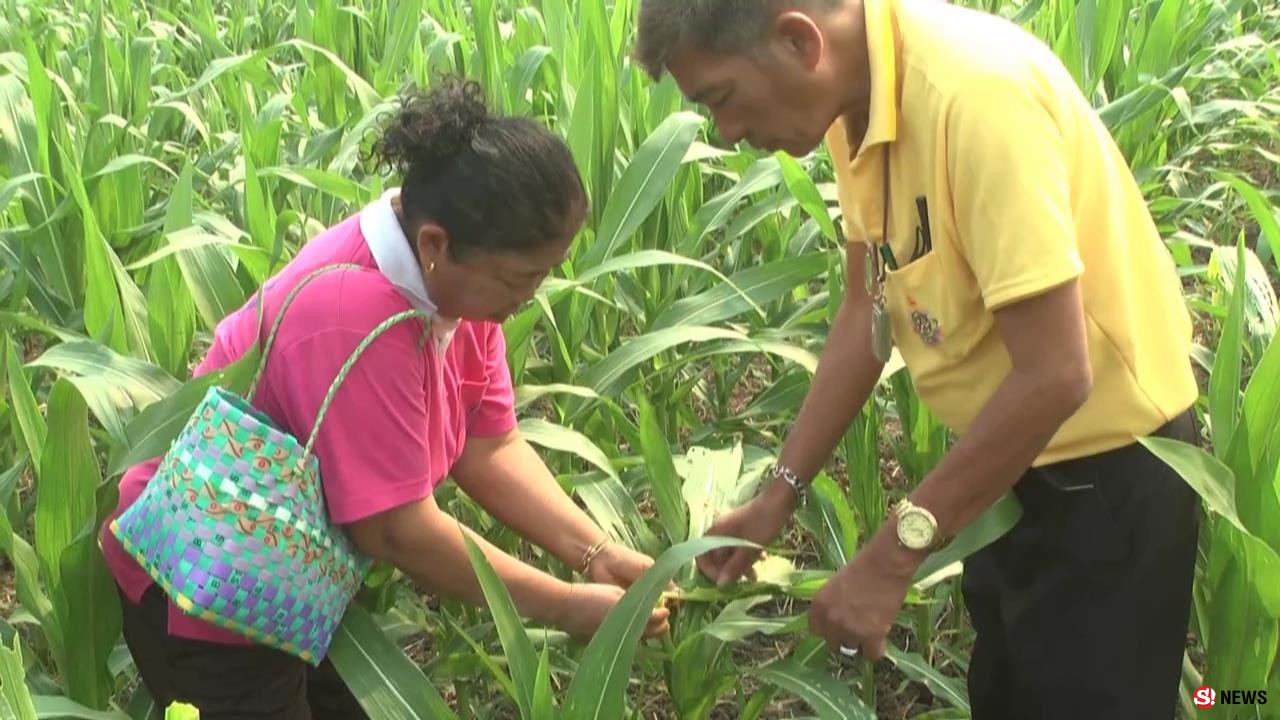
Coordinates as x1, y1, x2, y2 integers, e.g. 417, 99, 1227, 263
633, 1, 1202, 718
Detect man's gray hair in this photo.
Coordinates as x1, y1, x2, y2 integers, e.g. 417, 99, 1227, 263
634, 0, 843, 80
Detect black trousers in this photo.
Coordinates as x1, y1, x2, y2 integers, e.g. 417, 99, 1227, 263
119, 584, 370, 720
961, 409, 1201, 720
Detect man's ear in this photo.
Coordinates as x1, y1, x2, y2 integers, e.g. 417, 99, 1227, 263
416, 224, 449, 270
773, 12, 824, 70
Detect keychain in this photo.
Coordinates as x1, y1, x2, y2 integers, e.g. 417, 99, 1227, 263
868, 149, 894, 364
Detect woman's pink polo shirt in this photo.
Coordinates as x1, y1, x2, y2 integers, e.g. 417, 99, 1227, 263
100, 190, 517, 645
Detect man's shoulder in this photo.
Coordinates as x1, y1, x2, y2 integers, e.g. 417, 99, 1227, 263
899, 0, 1076, 103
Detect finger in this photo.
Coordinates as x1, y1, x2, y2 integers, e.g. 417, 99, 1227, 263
807, 606, 825, 639
716, 548, 758, 587
696, 550, 725, 580
865, 633, 887, 661
645, 608, 670, 637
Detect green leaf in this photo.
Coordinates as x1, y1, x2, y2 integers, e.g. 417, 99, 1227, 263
519, 418, 617, 481
514, 383, 599, 411
569, 250, 734, 291
796, 473, 858, 567
1209, 239, 1247, 458
576, 470, 655, 552
638, 394, 686, 544
461, 532, 541, 720
36, 380, 100, 599
57, 523, 122, 710
32, 696, 131, 719
1218, 173, 1280, 273
777, 153, 838, 243
886, 646, 970, 711
650, 253, 829, 331
0, 635, 37, 720
579, 326, 746, 397
256, 166, 368, 203
110, 347, 260, 477
6, 335, 46, 468
1243, 331, 1280, 470
84, 154, 177, 181
531, 637, 555, 720
28, 340, 181, 444
37, 379, 111, 706
681, 444, 745, 541
329, 605, 461, 720
914, 493, 1021, 588
564, 536, 756, 720
746, 659, 876, 720
700, 597, 795, 643
1139, 437, 1246, 534
582, 112, 705, 267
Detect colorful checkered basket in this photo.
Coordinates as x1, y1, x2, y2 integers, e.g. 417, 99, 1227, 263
110, 263, 428, 665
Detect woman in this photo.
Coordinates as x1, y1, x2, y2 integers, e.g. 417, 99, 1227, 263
99, 76, 669, 719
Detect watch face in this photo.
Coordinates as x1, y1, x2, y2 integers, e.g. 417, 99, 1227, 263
898, 510, 935, 549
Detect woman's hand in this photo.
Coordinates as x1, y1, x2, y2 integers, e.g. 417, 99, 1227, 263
553, 583, 670, 640
586, 543, 656, 588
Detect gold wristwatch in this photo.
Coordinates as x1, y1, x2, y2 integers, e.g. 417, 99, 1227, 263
891, 499, 941, 551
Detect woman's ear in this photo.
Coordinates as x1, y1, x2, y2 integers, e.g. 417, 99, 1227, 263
415, 224, 450, 272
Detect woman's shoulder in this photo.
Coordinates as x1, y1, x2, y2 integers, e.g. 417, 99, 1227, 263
278, 266, 424, 340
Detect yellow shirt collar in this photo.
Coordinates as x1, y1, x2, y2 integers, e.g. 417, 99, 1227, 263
829, 0, 903, 160
861, 0, 901, 149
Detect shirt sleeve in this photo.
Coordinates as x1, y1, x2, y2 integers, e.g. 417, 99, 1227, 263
267, 271, 434, 525
468, 323, 517, 437
945, 74, 1085, 311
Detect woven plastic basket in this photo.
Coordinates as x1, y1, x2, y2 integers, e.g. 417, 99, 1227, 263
111, 263, 427, 665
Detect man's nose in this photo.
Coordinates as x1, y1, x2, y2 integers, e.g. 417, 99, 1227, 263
712, 113, 746, 147
718, 122, 746, 146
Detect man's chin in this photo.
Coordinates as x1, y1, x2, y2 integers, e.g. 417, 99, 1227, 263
775, 138, 822, 157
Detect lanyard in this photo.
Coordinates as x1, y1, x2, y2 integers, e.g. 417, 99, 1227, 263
867, 148, 895, 363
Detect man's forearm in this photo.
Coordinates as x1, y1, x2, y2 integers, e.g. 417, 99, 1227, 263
775, 294, 885, 490
877, 364, 1090, 575
453, 433, 607, 570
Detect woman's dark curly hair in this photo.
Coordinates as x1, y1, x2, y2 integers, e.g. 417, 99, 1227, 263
368, 76, 587, 261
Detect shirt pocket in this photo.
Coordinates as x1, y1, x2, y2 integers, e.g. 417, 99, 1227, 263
884, 251, 955, 358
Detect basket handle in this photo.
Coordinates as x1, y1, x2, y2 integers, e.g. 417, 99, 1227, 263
246, 263, 365, 400
299, 308, 428, 466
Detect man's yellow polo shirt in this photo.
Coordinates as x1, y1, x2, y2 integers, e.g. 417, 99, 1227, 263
825, 0, 1198, 465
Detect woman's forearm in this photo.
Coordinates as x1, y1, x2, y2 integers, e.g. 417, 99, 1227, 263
349, 496, 571, 624
453, 431, 608, 570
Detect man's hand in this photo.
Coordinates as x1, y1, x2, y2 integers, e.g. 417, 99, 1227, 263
809, 528, 918, 660
697, 479, 797, 587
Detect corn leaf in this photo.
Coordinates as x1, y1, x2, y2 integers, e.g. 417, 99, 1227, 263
461, 532, 541, 720
328, 605, 461, 720
0, 635, 37, 720
582, 112, 705, 267
564, 535, 756, 720
746, 659, 876, 720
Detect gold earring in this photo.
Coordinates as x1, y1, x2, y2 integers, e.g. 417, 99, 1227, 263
427, 261, 435, 273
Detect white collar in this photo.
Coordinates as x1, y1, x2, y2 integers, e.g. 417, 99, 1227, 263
360, 188, 459, 350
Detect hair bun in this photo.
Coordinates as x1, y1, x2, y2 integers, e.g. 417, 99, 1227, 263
369, 75, 492, 177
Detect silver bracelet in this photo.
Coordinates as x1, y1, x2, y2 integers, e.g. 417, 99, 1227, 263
768, 463, 807, 504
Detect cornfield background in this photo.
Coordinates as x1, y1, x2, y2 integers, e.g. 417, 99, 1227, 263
0, 0, 1277, 717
